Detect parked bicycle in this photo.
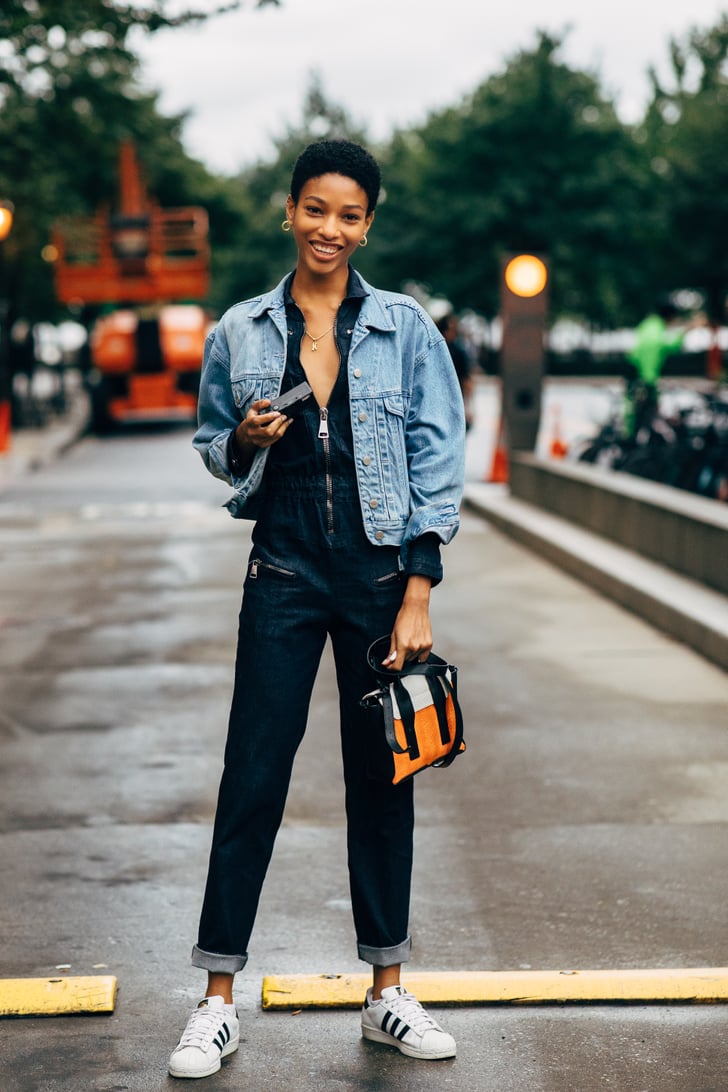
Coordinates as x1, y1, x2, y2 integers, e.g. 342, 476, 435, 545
572, 384, 728, 502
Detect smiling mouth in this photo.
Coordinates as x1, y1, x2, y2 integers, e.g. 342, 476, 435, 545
310, 241, 341, 257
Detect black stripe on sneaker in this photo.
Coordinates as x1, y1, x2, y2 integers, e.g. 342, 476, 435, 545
213, 1024, 230, 1052
395, 1022, 411, 1041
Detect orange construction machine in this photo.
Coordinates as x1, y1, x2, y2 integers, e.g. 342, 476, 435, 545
51, 141, 210, 430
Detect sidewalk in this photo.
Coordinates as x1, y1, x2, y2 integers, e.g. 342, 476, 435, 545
0, 372, 91, 493
463, 481, 728, 673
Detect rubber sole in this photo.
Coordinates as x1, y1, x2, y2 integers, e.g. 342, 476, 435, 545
168, 1035, 239, 1079
361, 1023, 456, 1060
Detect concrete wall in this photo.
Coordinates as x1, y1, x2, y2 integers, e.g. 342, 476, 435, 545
509, 454, 728, 597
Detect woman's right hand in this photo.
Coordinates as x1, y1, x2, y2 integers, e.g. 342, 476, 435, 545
235, 399, 294, 452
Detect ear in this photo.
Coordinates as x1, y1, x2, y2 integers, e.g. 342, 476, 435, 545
285, 194, 295, 222
365, 209, 375, 232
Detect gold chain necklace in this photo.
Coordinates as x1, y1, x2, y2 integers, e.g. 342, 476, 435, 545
303, 323, 334, 352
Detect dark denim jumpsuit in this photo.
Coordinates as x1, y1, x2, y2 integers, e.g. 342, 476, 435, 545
192, 273, 442, 974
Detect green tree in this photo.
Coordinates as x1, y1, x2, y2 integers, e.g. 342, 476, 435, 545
371, 32, 649, 326
639, 16, 728, 322
0, 0, 277, 322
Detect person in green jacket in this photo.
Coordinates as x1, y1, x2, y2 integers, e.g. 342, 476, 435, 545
625, 301, 705, 438
625, 303, 683, 438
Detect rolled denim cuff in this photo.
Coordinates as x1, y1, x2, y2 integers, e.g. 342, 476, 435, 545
191, 944, 248, 975
357, 936, 411, 967
404, 532, 443, 586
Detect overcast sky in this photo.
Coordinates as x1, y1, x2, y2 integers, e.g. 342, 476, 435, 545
134, 0, 727, 176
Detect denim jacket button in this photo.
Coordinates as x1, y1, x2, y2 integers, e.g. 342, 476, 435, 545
375, 531, 384, 540
362, 456, 372, 466
353, 368, 362, 378
369, 498, 379, 509
358, 412, 367, 422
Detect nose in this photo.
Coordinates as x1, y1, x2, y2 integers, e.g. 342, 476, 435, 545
320, 213, 338, 238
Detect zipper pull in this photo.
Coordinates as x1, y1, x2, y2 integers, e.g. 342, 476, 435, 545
318, 407, 329, 439
250, 558, 259, 579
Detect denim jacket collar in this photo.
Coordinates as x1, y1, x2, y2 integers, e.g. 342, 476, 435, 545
248, 268, 397, 333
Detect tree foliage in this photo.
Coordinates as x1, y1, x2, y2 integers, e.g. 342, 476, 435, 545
639, 15, 728, 321
0, 0, 277, 322
369, 32, 651, 325
1, 7, 727, 331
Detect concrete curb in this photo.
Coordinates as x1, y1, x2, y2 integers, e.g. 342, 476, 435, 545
0, 380, 91, 492
261, 969, 728, 1009
0, 976, 117, 1017
464, 483, 728, 673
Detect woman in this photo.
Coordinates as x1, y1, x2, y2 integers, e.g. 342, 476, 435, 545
169, 140, 465, 1079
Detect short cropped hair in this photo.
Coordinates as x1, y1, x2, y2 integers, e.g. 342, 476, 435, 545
290, 140, 381, 214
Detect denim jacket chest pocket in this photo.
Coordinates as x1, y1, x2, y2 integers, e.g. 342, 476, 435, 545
350, 385, 410, 526
228, 314, 286, 415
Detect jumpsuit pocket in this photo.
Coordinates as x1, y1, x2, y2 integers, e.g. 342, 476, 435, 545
373, 569, 404, 587
246, 556, 297, 583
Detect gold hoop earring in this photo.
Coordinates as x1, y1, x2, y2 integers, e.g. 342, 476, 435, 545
281, 219, 292, 232
359, 234, 368, 247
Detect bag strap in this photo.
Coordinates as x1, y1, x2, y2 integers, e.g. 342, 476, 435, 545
426, 674, 452, 747
380, 687, 408, 754
432, 665, 464, 767
392, 678, 421, 759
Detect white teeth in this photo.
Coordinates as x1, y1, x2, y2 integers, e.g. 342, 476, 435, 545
312, 243, 337, 255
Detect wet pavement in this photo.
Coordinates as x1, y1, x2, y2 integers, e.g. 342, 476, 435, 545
0, 386, 727, 1091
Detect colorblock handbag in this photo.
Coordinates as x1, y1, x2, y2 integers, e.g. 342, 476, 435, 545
360, 636, 466, 785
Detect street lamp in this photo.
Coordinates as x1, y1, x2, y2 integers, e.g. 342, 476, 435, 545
0, 200, 14, 242
0, 199, 15, 452
500, 252, 550, 452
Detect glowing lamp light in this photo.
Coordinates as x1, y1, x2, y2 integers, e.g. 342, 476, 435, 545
504, 254, 548, 298
0, 200, 14, 242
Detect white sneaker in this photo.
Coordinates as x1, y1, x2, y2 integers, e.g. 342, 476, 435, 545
169, 995, 240, 1079
361, 985, 456, 1060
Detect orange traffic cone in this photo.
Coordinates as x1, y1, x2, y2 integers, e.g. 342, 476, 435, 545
487, 416, 509, 483
0, 400, 11, 454
548, 405, 568, 459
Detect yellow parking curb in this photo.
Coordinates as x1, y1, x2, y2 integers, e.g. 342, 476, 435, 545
261, 968, 728, 1009
0, 976, 118, 1017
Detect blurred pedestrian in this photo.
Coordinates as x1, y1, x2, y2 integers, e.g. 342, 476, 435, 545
625, 300, 706, 438
168, 139, 465, 1080
436, 312, 474, 430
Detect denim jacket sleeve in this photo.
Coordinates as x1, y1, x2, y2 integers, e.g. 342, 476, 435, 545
192, 314, 270, 503
193, 294, 283, 506
400, 313, 466, 565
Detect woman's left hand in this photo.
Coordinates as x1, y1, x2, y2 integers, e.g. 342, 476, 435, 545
382, 575, 433, 672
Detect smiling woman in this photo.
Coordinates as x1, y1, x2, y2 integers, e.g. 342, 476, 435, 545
167, 139, 466, 1078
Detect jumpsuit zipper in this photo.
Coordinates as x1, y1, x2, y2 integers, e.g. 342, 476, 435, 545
318, 407, 334, 534
249, 558, 296, 579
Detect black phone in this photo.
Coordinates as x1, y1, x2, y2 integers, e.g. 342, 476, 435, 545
263, 380, 314, 417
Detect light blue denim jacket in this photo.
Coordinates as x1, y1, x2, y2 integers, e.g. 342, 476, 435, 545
193, 270, 465, 564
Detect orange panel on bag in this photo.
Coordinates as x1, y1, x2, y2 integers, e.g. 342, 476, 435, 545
391, 695, 461, 785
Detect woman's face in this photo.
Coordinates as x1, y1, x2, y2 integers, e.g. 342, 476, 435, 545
286, 173, 374, 277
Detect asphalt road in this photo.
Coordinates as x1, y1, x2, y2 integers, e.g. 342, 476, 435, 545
0, 423, 727, 1092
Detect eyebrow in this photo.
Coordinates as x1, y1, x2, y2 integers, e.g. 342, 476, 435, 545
306, 195, 366, 212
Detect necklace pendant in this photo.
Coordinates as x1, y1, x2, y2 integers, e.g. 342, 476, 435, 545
310, 340, 318, 351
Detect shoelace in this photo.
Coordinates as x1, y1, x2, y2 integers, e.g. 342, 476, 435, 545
177, 1007, 228, 1049
382, 991, 441, 1033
